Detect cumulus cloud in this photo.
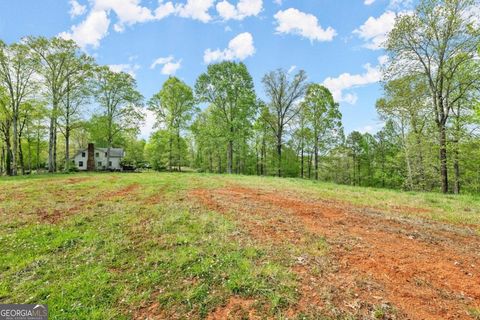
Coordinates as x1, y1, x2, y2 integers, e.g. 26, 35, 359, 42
274, 8, 336, 42
93, 0, 154, 32
108, 63, 141, 77
204, 32, 255, 63
216, 0, 263, 21
60, 0, 154, 48
61, 0, 216, 48
174, 0, 215, 22
353, 11, 397, 50
150, 56, 182, 75
155, 1, 176, 19
59, 10, 110, 48
323, 58, 384, 105
364, 0, 376, 5
69, 0, 87, 17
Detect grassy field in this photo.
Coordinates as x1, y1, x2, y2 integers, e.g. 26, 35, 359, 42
0, 172, 479, 319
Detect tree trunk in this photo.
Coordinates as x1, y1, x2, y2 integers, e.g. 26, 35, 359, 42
453, 146, 460, 194
53, 122, 57, 171
307, 153, 311, 179
314, 137, 319, 180
27, 136, 32, 173
65, 127, 70, 172
276, 135, 282, 177
168, 135, 173, 171
107, 140, 111, 171
261, 136, 266, 176
3, 127, 12, 176
48, 106, 56, 172
438, 124, 448, 193
177, 129, 181, 172
12, 113, 18, 176
36, 123, 41, 171
300, 140, 304, 179
0, 145, 4, 175
227, 139, 233, 174
18, 135, 24, 175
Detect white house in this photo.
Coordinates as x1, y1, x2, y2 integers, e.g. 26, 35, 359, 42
73, 143, 125, 171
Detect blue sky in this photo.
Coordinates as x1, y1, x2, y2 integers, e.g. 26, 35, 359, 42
0, 0, 414, 138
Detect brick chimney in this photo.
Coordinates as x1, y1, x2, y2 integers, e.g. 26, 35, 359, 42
87, 143, 95, 171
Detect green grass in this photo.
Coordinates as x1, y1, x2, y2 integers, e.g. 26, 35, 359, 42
0, 172, 479, 319
0, 173, 298, 319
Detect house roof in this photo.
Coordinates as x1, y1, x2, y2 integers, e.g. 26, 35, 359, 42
74, 147, 125, 158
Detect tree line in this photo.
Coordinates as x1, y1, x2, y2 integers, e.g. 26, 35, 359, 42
1, 0, 479, 194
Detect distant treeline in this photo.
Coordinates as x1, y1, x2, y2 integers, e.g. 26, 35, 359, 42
1, 0, 479, 194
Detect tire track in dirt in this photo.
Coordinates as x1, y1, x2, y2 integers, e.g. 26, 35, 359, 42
190, 186, 480, 319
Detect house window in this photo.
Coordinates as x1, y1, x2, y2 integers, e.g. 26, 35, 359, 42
109, 161, 112, 167
98, 161, 102, 167
96, 152, 99, 157
81, 152, 85, 157
105, 152, 108, 157
79, 161, 84, 167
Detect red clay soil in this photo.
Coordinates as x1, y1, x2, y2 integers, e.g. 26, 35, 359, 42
207, 297, 259, 320
104, 183, 140, 199
191, 186, 480, 320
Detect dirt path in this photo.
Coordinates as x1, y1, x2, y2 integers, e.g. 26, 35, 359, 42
191, 186, 480, 319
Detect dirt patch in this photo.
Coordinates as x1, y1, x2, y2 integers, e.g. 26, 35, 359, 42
105, 183, 140, 199
191, 186, 480, 320
133, 301, 169, 320
64, 177, 93, 184
37, 208, 64, 224
207, 297, 259, 320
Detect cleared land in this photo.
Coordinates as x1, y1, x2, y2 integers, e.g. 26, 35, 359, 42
0, 173, 479, 319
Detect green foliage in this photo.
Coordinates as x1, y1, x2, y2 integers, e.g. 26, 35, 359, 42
148, 76, 195, 171
195, 61, 257, 174
93, 66, 144, 150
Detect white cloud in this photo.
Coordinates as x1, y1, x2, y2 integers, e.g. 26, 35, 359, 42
153, 0, 215, 22
353, 11, 397, 50
388, 0, 413, 10
108, 63, 141, 77
59, 9, 110, 48
61, 0, 155, 48
287, 65, 297, 73
274, 8, 336, 42
175, 0, 215, 22
140, 109, 156, 139
93, 0, 154, 32
364, 0, 376, 5
150, 56, 182, 75
204, 32, 255, 63
216, 0, 263, 21
273, 0, 282, 5
358, 122, 384, 134
155, 1, 176, 19
69, 0, 87, 17
323, 61, 382, 105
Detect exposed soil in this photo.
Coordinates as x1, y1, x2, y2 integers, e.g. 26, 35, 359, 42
191, 186, 480, 320
37, 208, 64, 224
207, 297, 259, 320
64, 177, 93, 184
104, 183, 140, 199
